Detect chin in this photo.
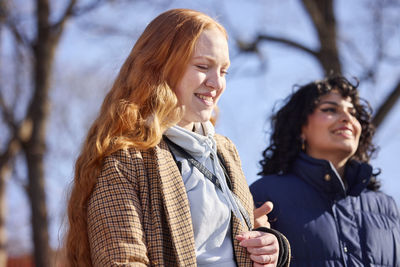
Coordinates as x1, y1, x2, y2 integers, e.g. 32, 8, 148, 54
196, 112, 213, 123
336, 147, 357, 159
197, 118, 211, 123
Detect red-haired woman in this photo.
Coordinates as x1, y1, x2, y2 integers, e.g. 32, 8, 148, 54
66, 9, 290, 267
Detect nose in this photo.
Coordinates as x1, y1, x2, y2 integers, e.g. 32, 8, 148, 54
205, 71, 224, 90
340, 110, 353, 123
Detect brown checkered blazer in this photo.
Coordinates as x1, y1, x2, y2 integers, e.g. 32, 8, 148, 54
87, 134, 254, 266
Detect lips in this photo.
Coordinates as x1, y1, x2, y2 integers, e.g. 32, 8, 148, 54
195, 93, 214, 105
332, 127, 354, 138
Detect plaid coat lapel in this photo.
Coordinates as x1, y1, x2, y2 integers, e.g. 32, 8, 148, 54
152, 139, 197, 266
215, 134, 254, 267
153, 136, 254, 266
87, 135, 255, 266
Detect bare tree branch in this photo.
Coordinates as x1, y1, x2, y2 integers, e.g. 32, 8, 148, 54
0, 92, 32, 145
7, 21, 30, 47
0, 1, 32, 48
257, 35, 318, 57
71, 0, 106, 16
10, 155, 28, 190
52, 0, 78, 38
0, 93, 18, 135
52, 0, 116, 42
235, 0, 341, 75
77, 20, 138, 37
0, 137, 20, 174
373, 80, 400, 127
235, 33, 318, 58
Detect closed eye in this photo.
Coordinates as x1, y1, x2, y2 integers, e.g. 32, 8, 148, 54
196, 65, 208, 70
320, 107, 337, 113
221, 69, 229, 75
349, 108, 357, 117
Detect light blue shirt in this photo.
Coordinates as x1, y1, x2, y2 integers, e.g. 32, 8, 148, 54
165, 122, 238, 267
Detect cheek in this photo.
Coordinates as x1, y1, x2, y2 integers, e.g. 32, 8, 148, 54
218, 86, 226, 98
174, 79, 192, 103
174, 87, 184, 103
354, 121, 362, 140
217, 81, 227, 97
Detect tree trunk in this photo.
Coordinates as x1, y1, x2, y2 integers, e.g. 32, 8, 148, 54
373, 80, 400, 127
0, 18, 8, 267
0, 140, 19, 267
0, 168, 6, 267
23, 0, 57, 266
2, 0, 96, 264
301, 0, 342, 74
25, 150, 51, 267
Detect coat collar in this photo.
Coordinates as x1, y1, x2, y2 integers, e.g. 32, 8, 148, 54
145, 135, 253, 266
151, 139, 197, 265
292, 153, 373, 200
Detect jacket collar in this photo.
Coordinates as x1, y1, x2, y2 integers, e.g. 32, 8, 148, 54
150, 139, 197, 265
164, 122, 216, 160
292, 153, 373, 200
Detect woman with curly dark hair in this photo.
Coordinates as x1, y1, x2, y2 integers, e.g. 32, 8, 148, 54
250, 75, 400, 266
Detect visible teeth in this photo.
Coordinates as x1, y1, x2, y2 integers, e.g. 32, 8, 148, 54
335, 129, 352, 135
197, 94, 213, 102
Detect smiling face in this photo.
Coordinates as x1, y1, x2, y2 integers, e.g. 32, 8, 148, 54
174, 27, 230, 130
301, 90, 362, 163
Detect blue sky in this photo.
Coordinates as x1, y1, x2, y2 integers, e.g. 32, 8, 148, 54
5, 0, 400, 254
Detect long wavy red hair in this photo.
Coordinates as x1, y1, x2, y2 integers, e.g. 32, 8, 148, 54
65, 9, 227, 266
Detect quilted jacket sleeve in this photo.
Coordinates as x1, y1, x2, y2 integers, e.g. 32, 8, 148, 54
87, 149, 148, 266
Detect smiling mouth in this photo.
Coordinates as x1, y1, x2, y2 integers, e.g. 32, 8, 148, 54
333, 129, 353, 137
195, 93, 213, 104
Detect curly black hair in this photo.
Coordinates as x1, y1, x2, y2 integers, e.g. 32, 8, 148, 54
259, 75, 380, 190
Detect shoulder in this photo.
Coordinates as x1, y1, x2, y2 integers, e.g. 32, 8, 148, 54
362, 190, 400, 217
102, 147, 139, 171
214, 134, 240, 158
103, 147, 142, 166
251, 173, 299, 189
88, 149, 145, 221
250, 173, 304, 205
98, 146, 155, 186
214, 133, 234, 148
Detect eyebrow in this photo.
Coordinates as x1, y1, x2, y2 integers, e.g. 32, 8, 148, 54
192, 55, 230, 67
318, 100, 355, 109
319, 101, 339, 106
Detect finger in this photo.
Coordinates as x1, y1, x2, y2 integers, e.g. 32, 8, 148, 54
247, 244, 279, 255
253, 263, 275, 267
236, 231, 263, 241
254, 201, 274, 219
254, 218, 270, 229
250, 253, 278, 265
239, 232, 277, 247
253, 263, 277, 267
236, 231, 251, 241
254, 213, 270, 229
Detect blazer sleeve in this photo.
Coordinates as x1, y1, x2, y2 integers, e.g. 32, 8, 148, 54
87, 149, 148, 266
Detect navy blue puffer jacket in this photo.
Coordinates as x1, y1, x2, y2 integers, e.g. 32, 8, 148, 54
250, 153, 400, 267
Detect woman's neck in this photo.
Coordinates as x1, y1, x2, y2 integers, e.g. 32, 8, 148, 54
177, 121, 195, 131
306, 151, 349, 178
333, 159, 347, 178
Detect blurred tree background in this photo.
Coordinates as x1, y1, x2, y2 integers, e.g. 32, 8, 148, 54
0, 0, 399, 266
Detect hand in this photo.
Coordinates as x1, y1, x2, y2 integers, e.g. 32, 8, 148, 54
254, 201, 273, 228
236, 231, 279, 267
